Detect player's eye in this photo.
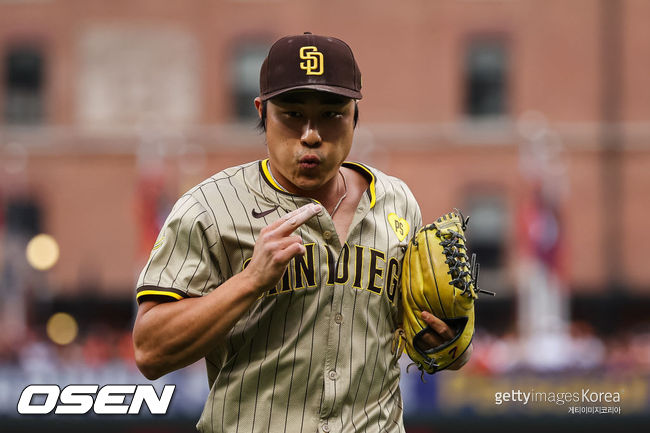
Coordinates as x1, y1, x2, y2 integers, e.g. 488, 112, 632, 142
284, 111, 303, 118
323, 111, 343, 119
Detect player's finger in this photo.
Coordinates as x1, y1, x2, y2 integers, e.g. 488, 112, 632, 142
265, 205, 308, 231
266, 235, 303, 252
421, 311, 455, 340
273, 241, 306, 264
275, 203, 321, 236
417, 330, 445, 351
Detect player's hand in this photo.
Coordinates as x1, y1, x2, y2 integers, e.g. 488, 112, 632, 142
242, 203, 321, 295
417, 311, 472, 370
416, 311, 456, 349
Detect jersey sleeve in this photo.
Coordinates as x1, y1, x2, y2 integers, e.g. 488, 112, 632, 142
135, 193, 221, 303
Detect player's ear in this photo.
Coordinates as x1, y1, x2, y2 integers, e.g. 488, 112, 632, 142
255, 97, 267, 133
254, 97, 263, 118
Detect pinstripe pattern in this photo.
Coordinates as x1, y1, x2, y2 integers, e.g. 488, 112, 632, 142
135, 160, 421, 433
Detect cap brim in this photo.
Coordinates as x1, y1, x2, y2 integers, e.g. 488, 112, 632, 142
261, 84, 362, 101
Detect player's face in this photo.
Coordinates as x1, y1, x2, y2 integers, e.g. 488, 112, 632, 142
256, 90, 356, 193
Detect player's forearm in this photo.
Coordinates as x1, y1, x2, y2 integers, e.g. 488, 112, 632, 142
133, 271, 261, 380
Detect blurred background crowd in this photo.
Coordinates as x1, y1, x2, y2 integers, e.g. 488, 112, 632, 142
1, 0, 649, 431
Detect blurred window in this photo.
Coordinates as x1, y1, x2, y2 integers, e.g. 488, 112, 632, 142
77, 27, 199, 126
232, 43, 269, 121
464, 40, 507, 118
3, 46, 45, 124
5, 197, 42, 237
465, 195, 506, 270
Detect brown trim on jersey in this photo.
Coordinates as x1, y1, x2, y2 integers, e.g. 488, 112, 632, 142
258, 159, 377, 208
136, 285, 190, 303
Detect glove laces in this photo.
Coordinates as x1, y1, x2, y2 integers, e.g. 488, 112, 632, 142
437, 209, 495, 298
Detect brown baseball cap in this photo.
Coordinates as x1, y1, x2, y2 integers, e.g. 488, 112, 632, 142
259, 32, 362, 101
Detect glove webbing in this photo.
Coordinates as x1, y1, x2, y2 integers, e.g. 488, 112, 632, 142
438, 230, 475, 297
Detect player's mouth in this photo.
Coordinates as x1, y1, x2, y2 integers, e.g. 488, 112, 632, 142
298, 155, 321, 170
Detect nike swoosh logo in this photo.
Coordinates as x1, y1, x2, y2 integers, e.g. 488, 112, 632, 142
251, 205, 280, 218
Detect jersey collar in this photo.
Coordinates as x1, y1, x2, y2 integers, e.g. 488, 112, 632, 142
259, 158, 377, 209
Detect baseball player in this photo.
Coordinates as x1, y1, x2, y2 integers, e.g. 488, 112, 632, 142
133, 32, 470, 433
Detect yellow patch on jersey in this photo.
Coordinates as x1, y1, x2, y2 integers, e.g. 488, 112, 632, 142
387, 213, 409, 242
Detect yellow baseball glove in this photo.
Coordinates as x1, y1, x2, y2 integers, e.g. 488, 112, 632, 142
400, 209, 493, 374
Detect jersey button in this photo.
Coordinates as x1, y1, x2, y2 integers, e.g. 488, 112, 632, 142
321, 423, 331, 433
334, 313, 343, 324
323, 230, 332, 240
328, 370, 338, 381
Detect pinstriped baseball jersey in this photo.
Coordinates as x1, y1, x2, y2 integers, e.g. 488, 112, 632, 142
136, 159, 422, 433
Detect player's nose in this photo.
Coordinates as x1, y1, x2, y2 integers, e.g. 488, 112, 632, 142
300, 122, 322, 147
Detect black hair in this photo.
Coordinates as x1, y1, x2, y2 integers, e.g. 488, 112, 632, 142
256, 99, 359, 132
